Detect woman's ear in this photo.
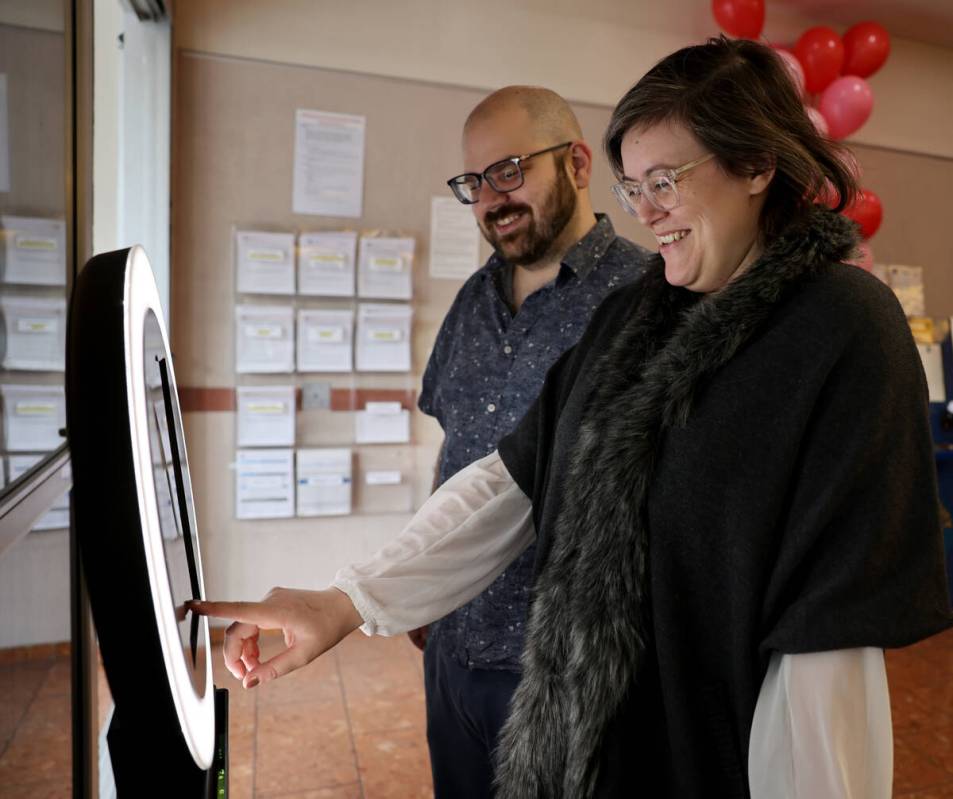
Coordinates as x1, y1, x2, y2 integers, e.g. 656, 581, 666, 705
748, 160, 776, 196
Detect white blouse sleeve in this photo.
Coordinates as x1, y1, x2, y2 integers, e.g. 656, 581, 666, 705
748, 648, 892, 799
332, 450, 534, 636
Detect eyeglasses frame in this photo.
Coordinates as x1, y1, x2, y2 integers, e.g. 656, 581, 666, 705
611, 152, 716, 214
447, 141, 574, 205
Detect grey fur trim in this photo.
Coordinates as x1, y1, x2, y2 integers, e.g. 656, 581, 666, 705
494, 210, 858, 798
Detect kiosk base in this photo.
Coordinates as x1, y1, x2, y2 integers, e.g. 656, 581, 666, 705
106, 687, 228, 798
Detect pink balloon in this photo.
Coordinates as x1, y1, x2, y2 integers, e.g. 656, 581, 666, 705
774, 48, 806, 96
819, 76, 873, 140
806, 106, 829, 136
846, 241, 874, 271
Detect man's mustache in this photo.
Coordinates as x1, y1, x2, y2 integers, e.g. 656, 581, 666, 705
484, 204, 532, 226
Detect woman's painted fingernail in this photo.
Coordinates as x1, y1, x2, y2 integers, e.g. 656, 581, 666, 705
246, 677, 259, 689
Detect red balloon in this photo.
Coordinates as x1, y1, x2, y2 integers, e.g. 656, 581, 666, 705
843, 21, 891, 78
795, 27, 845, 93
819, 76, 873, 139
842, 189, 883, 239
712, 0, 765, 39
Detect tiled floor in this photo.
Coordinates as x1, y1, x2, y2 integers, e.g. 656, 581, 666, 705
1, 628, 952, 797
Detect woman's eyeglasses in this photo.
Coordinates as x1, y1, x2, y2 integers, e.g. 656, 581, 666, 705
611, 153, 715, 214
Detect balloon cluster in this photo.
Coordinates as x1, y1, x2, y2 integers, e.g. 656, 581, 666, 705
711, 0, 888, 259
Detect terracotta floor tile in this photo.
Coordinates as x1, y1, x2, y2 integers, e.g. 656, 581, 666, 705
258, 652, 342, 707
898, 784, 953, 798
0, 661, 49, 745
903, 722, 953, 777
0, 694, 72, 785
257, 784, 363, 798
354, 727, 434, 799
895, 738, 953, 794
892, 687, 947, 732
339, 648, 427, 737
339, 651, 423, 700
37, 657, 71, 697
229, 713, 256, 799
888, 651, 945, 687
255, 698, 358, 795
346, 689, 426, 738
0, 780, 72, 799
336, 630, 418, 667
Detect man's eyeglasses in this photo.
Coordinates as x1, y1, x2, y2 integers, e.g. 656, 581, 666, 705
447, 142, 573, 205
611, 153, 715, 214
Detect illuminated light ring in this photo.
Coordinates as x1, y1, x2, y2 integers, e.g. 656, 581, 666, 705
122, 246, 214, 769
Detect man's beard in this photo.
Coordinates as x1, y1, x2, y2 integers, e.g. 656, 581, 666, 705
480, 167, 577, 268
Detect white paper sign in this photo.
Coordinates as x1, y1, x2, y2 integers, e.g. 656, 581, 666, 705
235, 448, 295, 519
429, 196, 481, 279
355, 403, 410, 444
355, 303, 412, 372
236, 386, 296, 447
365, 470, 402, 486
1, 384, 66, 451
0, 296, 66, 371
917, 343, 946, 404
235, 230, 295, 295
886, 265, 925, 318
9, 454, 70, 530
297, 308, 354, 372
296, 448, 352, 516
293, 109, 365, 218
0, 75, 10, 193
298, 231, 357, 296
0, 216, 67, 286
358, 236, 414, 300
235, 304, 295, 373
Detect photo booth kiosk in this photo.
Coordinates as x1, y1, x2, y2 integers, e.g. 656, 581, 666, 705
67, 246, 228, 796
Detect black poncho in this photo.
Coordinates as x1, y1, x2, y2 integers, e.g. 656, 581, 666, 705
494, 209, 953, 798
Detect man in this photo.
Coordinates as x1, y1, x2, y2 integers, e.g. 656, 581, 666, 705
414, 85, 652, 799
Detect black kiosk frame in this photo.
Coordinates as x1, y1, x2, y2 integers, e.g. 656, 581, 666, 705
67, 246, 227, 796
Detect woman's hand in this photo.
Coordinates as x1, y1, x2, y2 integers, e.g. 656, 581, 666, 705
189, 587, 363, 689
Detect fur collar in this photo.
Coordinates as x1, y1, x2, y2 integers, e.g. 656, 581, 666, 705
494, 209, 859, 798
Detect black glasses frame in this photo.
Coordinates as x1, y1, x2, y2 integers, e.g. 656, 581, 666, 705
447, 141, 573, 205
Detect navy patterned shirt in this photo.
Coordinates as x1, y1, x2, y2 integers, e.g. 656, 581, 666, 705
418, 214, 651, 671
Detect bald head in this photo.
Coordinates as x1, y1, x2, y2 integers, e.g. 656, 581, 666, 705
464, 85, 583, 145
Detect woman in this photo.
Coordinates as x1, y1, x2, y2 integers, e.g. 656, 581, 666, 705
195, 37, 952, 797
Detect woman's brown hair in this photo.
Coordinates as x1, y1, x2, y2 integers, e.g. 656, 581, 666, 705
604, 36, 858, 239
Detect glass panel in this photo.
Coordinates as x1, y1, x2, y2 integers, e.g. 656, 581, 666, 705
0, 1, 72, 793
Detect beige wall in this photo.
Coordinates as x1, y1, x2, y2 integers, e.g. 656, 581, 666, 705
172, 2, 953, 607
172, 51, 646, 601
174, 0, 953, 160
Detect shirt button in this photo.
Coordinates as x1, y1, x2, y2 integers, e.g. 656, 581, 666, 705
503, 345, 512, 354
487, 403, 497, 413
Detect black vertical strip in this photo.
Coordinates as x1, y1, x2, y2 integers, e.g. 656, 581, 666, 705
68, 0, 90, 796
70, 490, 94, 799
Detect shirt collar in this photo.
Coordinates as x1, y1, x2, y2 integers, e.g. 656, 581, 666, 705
560, 213, 616, 281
